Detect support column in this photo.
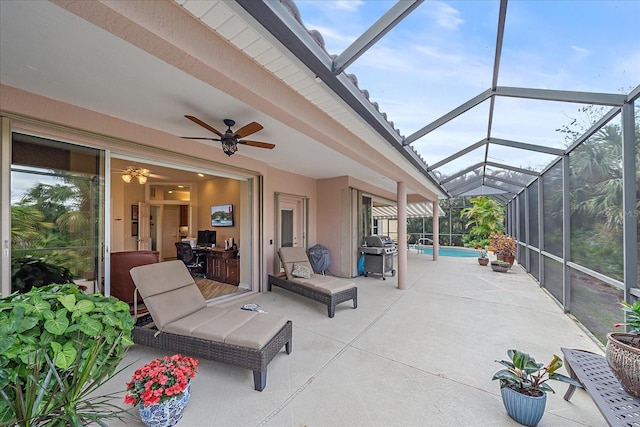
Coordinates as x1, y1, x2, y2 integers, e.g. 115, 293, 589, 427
0, 117, 10, 297
621, 101, 637, 302
397, 181, 407, 290
538, 177, 545, 287
432, 200, 439, 261
562, 154, 571, 312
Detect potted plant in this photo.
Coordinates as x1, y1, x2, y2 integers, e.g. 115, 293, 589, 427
607, 300, 640, 398
492, 349, 582, 426
489, 233, 517, 268
490, 259, 510, 272
478, 249, 489, 266
0, 283, 134, 425
125, 354, 199, 427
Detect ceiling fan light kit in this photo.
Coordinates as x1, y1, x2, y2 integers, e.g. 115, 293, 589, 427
122, 167, 150, 184
182, 115, 275, 157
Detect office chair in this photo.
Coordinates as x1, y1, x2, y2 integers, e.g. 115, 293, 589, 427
175, 242, 206, 277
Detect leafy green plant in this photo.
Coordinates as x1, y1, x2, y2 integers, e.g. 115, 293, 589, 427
0, 284, 134, 425
460, 196, 505, 241
479, 249, 488, 259
492, 349, 582, 397
10, 256, 75, 294
615, 300, 640, 334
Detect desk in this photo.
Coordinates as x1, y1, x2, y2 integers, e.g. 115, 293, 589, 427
196, 249, 239, 286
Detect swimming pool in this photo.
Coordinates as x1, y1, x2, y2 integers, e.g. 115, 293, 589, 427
415, 246, 480, 258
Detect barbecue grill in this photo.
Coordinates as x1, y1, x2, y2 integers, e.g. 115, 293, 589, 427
359, 235, 397, 280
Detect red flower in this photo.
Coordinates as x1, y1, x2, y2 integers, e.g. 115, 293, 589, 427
124, 354, 198, 407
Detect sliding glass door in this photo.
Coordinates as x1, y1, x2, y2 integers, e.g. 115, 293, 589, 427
11, 133, 104, 293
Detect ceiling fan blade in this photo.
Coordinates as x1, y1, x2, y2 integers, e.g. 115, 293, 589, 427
185, 115, 223, 137
233, 122, 263, 139
238, 140, 275, 149
180, 136, 221, 141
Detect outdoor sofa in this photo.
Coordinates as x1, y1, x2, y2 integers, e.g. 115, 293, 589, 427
129, 260, 292, 391
268, 247, 357, 318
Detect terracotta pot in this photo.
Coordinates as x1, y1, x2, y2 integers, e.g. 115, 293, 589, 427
606, 332, 640, 398
478, 257, 489, 266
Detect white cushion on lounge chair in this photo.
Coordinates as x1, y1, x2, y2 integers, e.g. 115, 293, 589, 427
278, 247, 356, 294
290, 275, 354, 295
130, 260, 206, 329
278, 247, 314, 280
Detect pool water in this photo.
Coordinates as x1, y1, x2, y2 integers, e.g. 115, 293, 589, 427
417, 246, 480, 258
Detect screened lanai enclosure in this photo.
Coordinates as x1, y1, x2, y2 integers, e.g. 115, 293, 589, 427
233, 0, 639, 343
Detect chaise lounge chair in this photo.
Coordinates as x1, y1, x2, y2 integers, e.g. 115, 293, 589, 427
268, 247, 357, 318
129, 260, 292, 391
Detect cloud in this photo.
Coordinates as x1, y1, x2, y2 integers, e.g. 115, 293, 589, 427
327, 0, 364, 13
427, 1, 464, 30
570, 45, 591, 56
306, 24, 356, 53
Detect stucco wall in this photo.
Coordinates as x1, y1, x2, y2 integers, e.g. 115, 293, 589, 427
264, 166, 317, 276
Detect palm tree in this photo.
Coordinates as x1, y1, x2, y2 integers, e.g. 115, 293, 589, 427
460, 196, 505, 242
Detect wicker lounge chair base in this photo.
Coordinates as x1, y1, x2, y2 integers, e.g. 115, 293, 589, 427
268, 274, 357, 318
272, 247, 358, 318
133, 319, 292, 391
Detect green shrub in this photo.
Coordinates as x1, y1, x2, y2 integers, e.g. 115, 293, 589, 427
11, 256, 75, 294
0, 284, 134, 425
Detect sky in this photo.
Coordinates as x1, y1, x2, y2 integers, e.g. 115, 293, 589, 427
293, 0, 640, 176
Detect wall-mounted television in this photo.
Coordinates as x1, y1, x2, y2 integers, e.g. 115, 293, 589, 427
211, 204, 233, 227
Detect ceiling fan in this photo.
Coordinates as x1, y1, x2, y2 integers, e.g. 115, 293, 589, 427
181, 115, 275, 156
116, 166, 169, 184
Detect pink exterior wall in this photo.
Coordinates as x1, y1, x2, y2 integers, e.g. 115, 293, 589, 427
263, 166, 317, 276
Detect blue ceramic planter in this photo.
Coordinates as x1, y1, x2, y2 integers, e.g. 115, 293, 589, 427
138, 382, 191, 427
500, 384, 546, 427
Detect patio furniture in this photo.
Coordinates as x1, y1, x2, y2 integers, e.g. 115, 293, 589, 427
130, 260, 292, 391
268, 247, 357, 318
561, 347, 640, 426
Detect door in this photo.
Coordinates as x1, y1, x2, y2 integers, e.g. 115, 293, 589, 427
161, 205, 179, 260
274, 193, 307, 271
279, 198, 304, 248
137, 202, 151, 251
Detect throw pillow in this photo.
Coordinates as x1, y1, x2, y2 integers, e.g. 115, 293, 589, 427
291, 263, 311, 279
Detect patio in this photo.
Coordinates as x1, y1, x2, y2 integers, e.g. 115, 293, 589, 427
105, 253, 605, 426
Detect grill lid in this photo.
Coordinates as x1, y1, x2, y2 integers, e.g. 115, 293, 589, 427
365, 235, 394, 247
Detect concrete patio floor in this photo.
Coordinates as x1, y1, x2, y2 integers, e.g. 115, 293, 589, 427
105, 253, 606, 426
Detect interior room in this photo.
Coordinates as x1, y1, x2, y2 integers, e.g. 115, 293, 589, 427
110, 157, 251, 301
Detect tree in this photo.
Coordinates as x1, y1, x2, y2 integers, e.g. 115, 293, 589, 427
460, 196, 505, 243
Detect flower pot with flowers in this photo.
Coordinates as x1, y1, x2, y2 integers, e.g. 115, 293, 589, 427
607, 300, 640, 398
125, 354, 199, 427
489, 233, 517, 268
492, 349, 582, 426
